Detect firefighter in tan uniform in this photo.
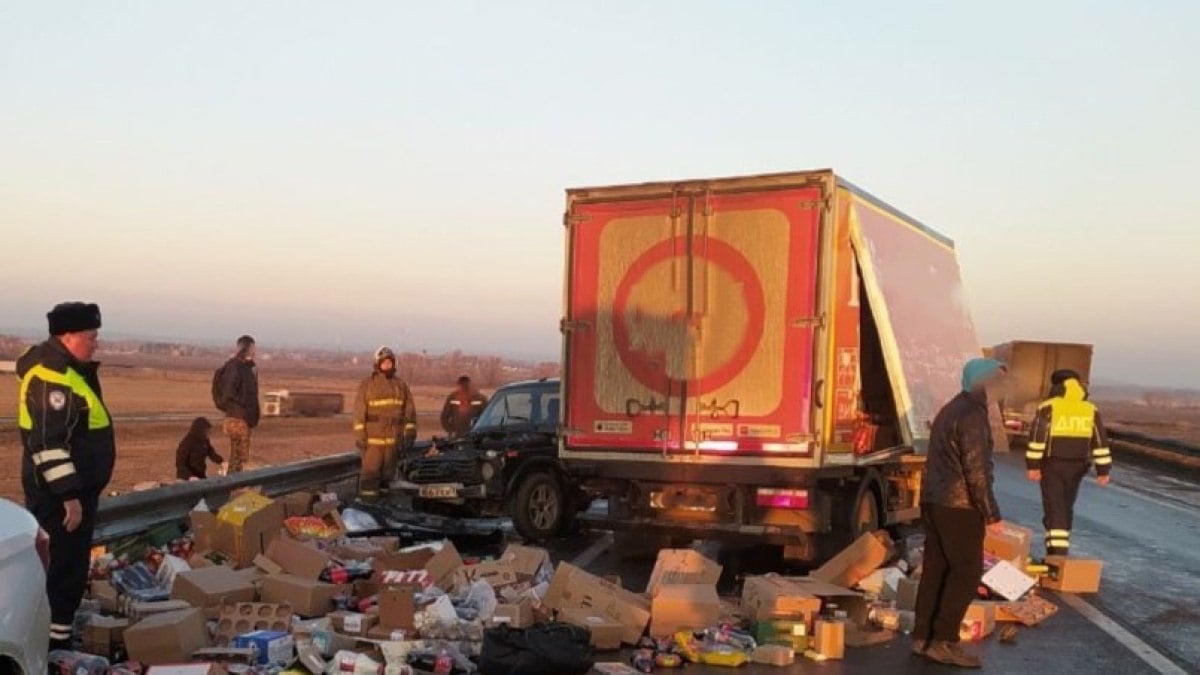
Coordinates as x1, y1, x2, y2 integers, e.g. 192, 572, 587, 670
352, 347, 416, 500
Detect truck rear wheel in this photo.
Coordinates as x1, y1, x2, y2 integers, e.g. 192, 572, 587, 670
512, 471, 566, 542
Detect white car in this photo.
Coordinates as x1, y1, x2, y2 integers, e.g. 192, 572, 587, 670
0, 498, 50, 675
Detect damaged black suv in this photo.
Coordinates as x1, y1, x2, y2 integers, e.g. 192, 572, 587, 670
396, 378, 585, 541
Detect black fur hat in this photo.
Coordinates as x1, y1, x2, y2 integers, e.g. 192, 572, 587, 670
47, 302, 102, 336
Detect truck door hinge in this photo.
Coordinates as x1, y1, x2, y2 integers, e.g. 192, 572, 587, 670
790, 314, 825, 329
563, 212, 591, 227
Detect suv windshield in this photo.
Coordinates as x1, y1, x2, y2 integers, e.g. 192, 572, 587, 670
472, 382, 560, 432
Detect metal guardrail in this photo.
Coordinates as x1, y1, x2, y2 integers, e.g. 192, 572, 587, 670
94, 452, 361, 544
1107, 428, 1200, 467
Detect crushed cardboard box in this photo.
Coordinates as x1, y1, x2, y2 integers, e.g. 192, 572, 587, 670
501, 544, 552, 583
811, 531, 893, 589
544, 562, 651, 646
454, 558, 518, 590
645, 549, 722, 597
997, 593, 1058, 626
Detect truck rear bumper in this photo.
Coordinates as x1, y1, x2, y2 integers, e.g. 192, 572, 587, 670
579, 511, 819, 548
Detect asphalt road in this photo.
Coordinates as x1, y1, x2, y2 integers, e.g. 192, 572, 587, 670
535, 450, 1200, 674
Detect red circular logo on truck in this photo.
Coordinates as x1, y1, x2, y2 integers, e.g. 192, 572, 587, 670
612, 236, 765, 396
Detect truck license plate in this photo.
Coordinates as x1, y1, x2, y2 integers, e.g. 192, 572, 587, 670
418, 484, 461, 499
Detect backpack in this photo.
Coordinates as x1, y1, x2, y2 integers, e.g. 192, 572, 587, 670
211, 361, 230, 412
479, 622, 594, 675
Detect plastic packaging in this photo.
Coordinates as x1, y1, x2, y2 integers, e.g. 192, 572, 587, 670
49, 651, 110, 675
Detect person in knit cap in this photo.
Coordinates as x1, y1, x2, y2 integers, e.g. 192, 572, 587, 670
912, 358, 1009, 668
1026, 369, 1112, 557
351, 347, 416, 500
16, 302, 114, 649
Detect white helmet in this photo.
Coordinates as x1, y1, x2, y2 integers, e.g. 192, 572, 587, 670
374, 346, 396, 364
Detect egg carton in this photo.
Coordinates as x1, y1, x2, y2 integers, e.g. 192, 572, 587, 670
213, 603, 295, 646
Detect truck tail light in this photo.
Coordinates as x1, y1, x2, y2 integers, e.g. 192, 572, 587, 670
756, 488, 809, 510
36, 527, 50, 571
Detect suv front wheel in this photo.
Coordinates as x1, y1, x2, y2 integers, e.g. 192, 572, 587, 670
512, 471, 566, 541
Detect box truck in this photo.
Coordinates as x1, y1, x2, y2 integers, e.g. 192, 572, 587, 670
989, 341, 1093, 438
262, 390, 345, 418
559, 170, 984, 560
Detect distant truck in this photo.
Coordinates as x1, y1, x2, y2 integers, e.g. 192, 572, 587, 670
559, 170, 985, 560
988, 341, 1094, 438
262, 390, 345, 417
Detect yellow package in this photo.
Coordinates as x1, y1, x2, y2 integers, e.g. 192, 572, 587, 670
218, 492, 276, 527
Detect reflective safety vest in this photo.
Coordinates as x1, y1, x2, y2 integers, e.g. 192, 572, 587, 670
1026, 378, 1112, 474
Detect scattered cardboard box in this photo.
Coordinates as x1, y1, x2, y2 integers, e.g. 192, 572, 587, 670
984, 523, 1034, 570
813, 620, 845, 660
1041, 557, 1103, 594
752, 644, 795, 666
266, 536, 332, 580
378, 586, 416, 632
125, 608, 210, 666
544, 562, 651, 646
282, 491, 316, 518
455, 558, 519, 590
560, 608, 624, 651
960, 601, 997, 641
493, 598, 535, 629
253, 554, 284, 577
233, 630, 295, 666
171, 566, 257, 618
83, 616, 129, 658
330, 611, 378, 636
127, 600, 196, 622
741, 575, 823, 623
373, 541, 463, 591
217, 493, 286, 568
811, 531, 893, 589
261, 574, 338, 617
645, 549, 723, 597
649, 584, 721, 637
502, 544, 552, 583
92, 580, 121, 614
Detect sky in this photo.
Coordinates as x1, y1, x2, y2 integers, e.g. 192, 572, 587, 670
1, 1, 1197, 386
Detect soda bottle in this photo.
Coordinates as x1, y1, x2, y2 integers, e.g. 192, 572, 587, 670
433, 648, 453, 674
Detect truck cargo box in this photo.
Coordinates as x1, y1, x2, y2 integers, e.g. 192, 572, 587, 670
560, 170, 982, 465
990, 341, 1093, 434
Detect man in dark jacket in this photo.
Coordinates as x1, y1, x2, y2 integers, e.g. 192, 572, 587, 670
440, 375, 488, 438
18, 302, 115, 649
912, 358, 1008, 668
217, 335, 260, 473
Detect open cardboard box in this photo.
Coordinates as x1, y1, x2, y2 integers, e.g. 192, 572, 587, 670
266, 536, 332, 580
544, 562, 650, 646
125, 609, 210, 666
559, 608, 624, 651
373, 540, 463, 591
811, 530, 893, 589
260, 574, 339, 618
171, 566, 258, 619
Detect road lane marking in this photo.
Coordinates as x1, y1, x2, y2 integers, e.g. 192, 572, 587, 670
571, 531, 614, 568
1058, 592, 1189, 675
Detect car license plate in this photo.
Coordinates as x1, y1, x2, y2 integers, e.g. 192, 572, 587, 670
418, 484, 461, 499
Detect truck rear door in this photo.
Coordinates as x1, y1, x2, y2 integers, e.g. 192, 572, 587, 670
847, 191, 983, 451
563, 178, 825, 457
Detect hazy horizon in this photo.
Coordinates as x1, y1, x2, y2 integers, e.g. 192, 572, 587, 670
2, 2, 1197, 388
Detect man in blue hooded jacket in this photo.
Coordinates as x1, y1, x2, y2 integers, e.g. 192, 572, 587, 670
912, 358, 1008, 668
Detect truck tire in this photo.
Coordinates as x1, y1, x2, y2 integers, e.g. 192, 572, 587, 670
512, 471, 566, 542
851, 482, 882, 537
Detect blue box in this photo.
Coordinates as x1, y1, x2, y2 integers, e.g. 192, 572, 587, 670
233, 631, 295, 666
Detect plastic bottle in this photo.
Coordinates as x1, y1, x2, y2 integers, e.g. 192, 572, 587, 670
433, 648, 453, 674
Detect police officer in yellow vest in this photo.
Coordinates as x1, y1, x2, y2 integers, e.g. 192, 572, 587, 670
1026, 369, 1112, 556
17, 302, 115, 649
352, 347, 416, 500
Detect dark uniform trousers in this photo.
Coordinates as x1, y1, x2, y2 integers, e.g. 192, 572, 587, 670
1040, 458, 1090, 556
28, 488, 102, 644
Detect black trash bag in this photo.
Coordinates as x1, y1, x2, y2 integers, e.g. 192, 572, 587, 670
479, 622, 595, 675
